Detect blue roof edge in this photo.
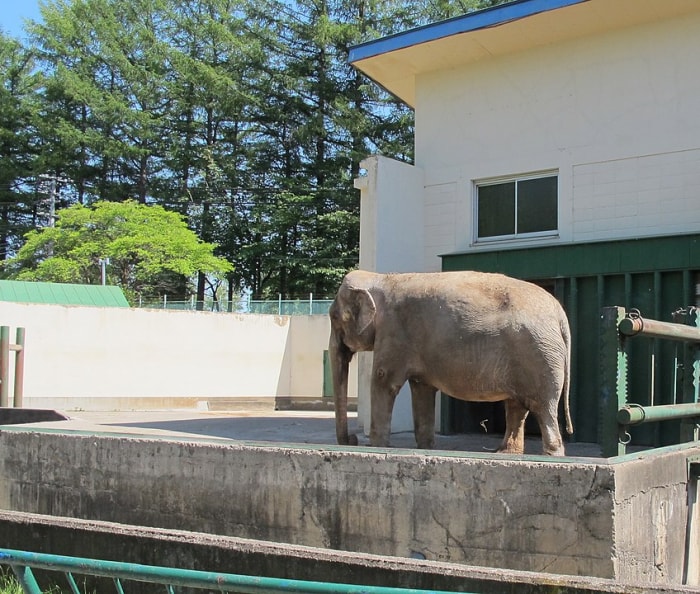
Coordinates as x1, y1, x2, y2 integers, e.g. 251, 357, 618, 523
348, 0, 588, 64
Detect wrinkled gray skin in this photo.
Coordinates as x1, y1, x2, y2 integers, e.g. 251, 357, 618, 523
329, 270, 573, 456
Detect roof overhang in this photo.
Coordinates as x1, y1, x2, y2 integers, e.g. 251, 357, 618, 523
349, 0, 700, 108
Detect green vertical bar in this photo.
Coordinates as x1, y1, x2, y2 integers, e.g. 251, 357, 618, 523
0, 326, 9, 407
322, 350, 333, 398
599, 307, 628, 457
567, 277, 578, 442
11, 565, 42, 594
65, 571, 82, 594
681, 308, 700, 443
652, 271, 662, 446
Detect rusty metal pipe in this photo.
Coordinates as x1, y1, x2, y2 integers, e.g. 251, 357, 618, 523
618, 316, 700, 343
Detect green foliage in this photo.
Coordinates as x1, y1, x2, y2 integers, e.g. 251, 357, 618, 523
4, 200, 232, 302
0, 566, 68, 594
0, 569, 22, 594
2, 0, 512, 300
0, 33, 42, 260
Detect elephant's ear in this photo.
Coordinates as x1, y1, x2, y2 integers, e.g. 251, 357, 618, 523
351, 287, 376, 335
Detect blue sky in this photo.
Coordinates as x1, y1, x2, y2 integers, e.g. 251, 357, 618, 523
0, 0, 43, 39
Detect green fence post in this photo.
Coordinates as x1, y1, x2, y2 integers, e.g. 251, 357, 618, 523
678, 307, 700, 443
0, 326, 9, 407
600, 306, 628, 457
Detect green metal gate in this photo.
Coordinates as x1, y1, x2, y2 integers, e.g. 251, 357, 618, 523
442, 233, 700, 447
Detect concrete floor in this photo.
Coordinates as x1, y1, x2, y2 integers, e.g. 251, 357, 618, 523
10, 408, 606, 458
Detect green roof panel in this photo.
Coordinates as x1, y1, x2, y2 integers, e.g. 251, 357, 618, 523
0, 280, 129, 307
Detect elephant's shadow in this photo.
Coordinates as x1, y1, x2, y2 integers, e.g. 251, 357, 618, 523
101, 412, 602, 456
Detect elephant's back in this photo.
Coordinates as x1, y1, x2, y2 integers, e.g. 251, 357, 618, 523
385, 271, 563, 322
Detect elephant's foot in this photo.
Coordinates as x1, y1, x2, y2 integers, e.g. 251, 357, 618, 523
544, 444, 565, 456
369, 431, 391, 448
537, 413, 567, 456
415, 436, 435, 449
541, 437, 565, 456
499, 399, 528, 454
496, 434, 525, 455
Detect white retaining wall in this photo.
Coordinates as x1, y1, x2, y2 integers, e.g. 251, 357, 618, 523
0, 302, 355, 411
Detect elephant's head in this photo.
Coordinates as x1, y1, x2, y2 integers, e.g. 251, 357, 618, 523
328, 272, 378, 445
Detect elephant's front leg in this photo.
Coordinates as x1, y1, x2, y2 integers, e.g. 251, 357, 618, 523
409, 380, 436, 449
369, 364, 403, 447
498, 399, 529, 454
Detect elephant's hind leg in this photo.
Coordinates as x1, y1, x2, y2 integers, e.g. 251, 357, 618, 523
532, 403, 566, 456
409, 380, 436, 449
498, 399, 528, 454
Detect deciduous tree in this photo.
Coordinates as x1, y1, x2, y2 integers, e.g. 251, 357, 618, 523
4, 200, 232, 303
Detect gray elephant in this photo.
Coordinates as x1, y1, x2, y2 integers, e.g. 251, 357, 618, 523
329, 270, 573, 456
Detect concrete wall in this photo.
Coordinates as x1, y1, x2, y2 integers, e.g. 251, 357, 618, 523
2, 512, 697, 594
6, 513, 695, 594
613, 449, 698, 584
0, 302, 357, 411
0, 427, 698, 585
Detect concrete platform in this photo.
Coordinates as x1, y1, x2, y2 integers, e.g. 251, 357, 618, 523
5, 408, 605, 457
2, 407, 698, 588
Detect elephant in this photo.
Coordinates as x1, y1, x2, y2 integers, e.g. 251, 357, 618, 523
328, 270, 573, 456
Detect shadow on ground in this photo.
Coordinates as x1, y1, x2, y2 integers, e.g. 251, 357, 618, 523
101, 414, 602, 456
104, 415, 350, 445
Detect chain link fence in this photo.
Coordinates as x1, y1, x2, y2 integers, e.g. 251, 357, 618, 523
136, 295, 333, 315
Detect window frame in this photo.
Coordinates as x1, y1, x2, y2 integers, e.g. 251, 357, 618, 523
474, 170, 559, 244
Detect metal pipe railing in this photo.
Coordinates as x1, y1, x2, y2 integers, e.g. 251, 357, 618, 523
618, 314, 700, 342
0, 549, 474, 594
600, 306, 700, 456
617, 403, 700, 426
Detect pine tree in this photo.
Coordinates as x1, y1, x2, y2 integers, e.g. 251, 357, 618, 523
0, 33, 41, 259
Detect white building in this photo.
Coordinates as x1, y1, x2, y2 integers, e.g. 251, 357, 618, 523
349, 0, 700, 446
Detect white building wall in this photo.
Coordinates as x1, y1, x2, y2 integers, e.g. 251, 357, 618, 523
413, 12, 700, 255
572, 149, 700, 242
355, 11, 700, 440
354, 155, 426, 434
356, 155, 425, 273
0, 302, 351, 411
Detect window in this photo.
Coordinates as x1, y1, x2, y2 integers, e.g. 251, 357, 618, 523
476, 173, 558, 241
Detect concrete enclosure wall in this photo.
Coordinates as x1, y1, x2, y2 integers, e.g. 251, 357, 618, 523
0, 427, 697, 585
0, 302, 357, 411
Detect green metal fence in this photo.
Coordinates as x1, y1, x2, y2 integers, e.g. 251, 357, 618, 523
600, 306, 700, 457
441, 234, 700, 445
0, 549, 473, 594
136, 296, 333, 315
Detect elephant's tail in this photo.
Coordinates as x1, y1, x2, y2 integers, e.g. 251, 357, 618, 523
561, 315, 574, 435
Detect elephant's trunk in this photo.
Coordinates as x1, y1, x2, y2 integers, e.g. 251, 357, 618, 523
329, 327, 358, 446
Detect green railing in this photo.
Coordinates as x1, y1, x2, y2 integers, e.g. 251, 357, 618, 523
0, 549, 473, 594
136, 296, 333, 315
600, 306, 700, 457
